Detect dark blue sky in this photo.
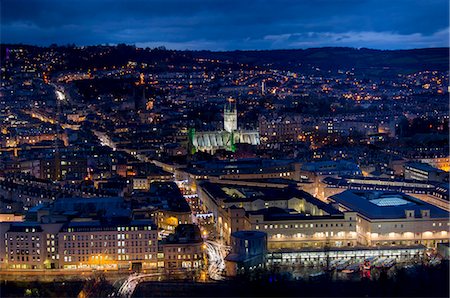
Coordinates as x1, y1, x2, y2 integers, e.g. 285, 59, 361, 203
1, 0, 448, 50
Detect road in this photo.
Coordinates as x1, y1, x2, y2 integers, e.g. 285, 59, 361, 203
205, 240, 230, 281
93, 129, 149, 162
113, 273, 163, 298
93, 130, 117, 150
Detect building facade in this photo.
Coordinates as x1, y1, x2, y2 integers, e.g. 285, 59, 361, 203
329, 190, 450, 248
190, 100, 260, 153
58, 219, 159, 271
162, 224, 206, 274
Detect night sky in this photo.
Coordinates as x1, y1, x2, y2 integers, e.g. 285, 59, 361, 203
1, 0, 449, 50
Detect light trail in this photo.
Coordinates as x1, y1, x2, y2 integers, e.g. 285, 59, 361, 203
93, 130, 117, 150
115, 273, 162, 298
55, 90, 66, 101
93, 130, 149, 161
205, 240, 230, 281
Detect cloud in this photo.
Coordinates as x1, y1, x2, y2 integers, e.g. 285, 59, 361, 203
263, 28, 450, 49
135, 40, 228, 51
1, 0, 448, 50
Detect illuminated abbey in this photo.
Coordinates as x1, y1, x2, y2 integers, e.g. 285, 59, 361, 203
189, 100, 260, 153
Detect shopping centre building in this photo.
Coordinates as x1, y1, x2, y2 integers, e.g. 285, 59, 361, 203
197, 182, 449, 250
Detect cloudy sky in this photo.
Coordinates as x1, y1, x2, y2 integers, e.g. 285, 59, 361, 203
1, 0, 448, 50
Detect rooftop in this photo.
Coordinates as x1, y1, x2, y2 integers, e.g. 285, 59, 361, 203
52, 197, 131, 218
405, 162, 446, 173
248, 207, 344, 221
232, 230, 267, 240
330, 190, 449, 219
301, 160, 361, 174
62, 218, 157, 231
163, 224, 203, 244
146, 182, 191, 213
200, 181, 341, 216
187, 158, 294, 176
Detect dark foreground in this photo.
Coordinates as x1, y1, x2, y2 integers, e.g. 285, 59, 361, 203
1, 263, 448, 297
135, 264, 450, 298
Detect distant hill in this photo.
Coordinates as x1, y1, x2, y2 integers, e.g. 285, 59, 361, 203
1, 44, 448, 75
189, 47, 449, 74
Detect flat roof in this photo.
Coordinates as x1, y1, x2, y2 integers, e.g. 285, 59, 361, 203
147, 182, 191, 213
232, 230, 267, 239
330, 190, 449, 219
200, 182, 341, 216
62, 218, 156, 231
247, 207, 344, 221
7, 222, 44, 232
51, 197, 131, 217
405, 162, 446, 173
322, 176, 449, 199
301, 160, 361, 172
187, 158, 294, 175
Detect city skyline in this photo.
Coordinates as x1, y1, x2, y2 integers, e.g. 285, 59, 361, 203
0, 1, 449, 297
1, 0, 449, 50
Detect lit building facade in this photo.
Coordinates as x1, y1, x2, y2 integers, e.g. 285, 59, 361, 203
162, 224, 206, 273
1, 219, 160, 271
258, 114, 302, 144
197, 182, 359, 248
58, 219, 159, 271
248, 210, 359, 250
404, 162, 448, 182
189, 100, 260, 153
329, 190, 450, 248
198, 182, 449, 251
2, 222, 63, 269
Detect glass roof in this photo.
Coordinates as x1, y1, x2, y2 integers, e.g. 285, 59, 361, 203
370, 196, 411, 207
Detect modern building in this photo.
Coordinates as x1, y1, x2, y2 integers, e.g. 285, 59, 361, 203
197, 182, 359, 249
329, 190, 450, 247
321, 176, 449, 210
296, 160, 362, 199
268, 245, 426, 268
225, 230, 267, 276
299, 160, 362, 177
404, 162, 448, 183
181, 158, 296, 185
199, 181, 449, 250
